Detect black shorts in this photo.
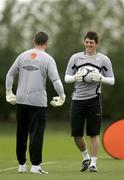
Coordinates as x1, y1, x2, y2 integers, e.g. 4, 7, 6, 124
70, 96, 102, 137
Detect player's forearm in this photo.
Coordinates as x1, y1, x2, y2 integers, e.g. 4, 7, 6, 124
6, 74, 14, 90
53, 80, 65, 97
6, 61, 19, 90
64, 75, 75, 83
101, 76, 115, 85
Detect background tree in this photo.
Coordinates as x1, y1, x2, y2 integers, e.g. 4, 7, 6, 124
0, 0, 124, 121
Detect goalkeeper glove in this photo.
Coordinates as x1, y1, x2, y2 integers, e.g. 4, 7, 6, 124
6, 90, 16, 105
74, 69, 87, 82
50, 95, 66, 107
91, 71, 103, 82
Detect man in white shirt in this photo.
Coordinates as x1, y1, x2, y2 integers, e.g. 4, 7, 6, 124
65, 31, 114, 172
6, 31, 66, 174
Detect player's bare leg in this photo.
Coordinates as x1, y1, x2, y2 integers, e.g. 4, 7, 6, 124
89, 136, 99, 172
74, 137, 90, 171
74, 136, 86, 151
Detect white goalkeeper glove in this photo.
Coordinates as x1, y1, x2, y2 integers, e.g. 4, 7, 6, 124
50, 95, 66, 107
74, 69, 87, 82
91, 71, 103, 82
6, 90, 16, 105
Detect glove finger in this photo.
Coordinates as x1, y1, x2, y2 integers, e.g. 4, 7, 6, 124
77, 77, 83, 82
77, 71, 83, 76
53, 96, 60, 101
54, 103, 62, 107
10, 101, 15, 105
13, 101, 16, 105
51, 100, 63, 107
92, 77, 99, 81
50, 102, 56, 107
93, 71, 100, 76
10, 100, 16, 105
50, 100, 57, 107
91, 71, 97, 75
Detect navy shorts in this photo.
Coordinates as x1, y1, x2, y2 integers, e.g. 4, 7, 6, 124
70, 96, 102, 137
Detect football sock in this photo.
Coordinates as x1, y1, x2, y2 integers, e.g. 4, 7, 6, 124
90, 157, 97, 167
82, 150, 90, 161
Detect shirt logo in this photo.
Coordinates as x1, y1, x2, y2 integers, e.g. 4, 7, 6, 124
23, 66, 39, 71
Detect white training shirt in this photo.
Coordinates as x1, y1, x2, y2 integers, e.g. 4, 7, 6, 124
65, 52, 114, 100
6, 48, 65, 107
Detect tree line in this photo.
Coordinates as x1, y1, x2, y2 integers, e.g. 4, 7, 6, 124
0, 0, 124, 121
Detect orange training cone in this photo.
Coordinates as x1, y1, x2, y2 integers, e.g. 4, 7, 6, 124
103, 119, 124, 159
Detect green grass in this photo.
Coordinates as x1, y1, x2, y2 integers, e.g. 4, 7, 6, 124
0, 121, 124, 180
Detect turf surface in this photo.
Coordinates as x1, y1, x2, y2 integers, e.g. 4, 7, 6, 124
0, 121, 124, 180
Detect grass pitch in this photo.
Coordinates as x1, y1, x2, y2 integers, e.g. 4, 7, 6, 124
0, 121, 124, 180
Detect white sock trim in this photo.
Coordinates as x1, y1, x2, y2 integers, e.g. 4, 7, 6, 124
90, 157, 97, 167
82, 150, 90, 161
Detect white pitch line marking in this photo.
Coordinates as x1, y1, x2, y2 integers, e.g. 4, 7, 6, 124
0, 161, 56, 173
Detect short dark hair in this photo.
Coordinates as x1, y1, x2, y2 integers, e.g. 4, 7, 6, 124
34, 31, 48, 45
84, 31, 99, 44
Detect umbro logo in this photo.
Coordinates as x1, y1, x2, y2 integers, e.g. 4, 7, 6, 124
23, 66, 39, 71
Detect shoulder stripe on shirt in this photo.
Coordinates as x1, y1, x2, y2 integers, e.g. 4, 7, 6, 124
72, 63, 101, 71
72, 63, 108, 72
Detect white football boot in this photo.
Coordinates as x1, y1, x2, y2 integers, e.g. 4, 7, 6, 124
31, 165, 48, 174
18, 164, 27, 173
